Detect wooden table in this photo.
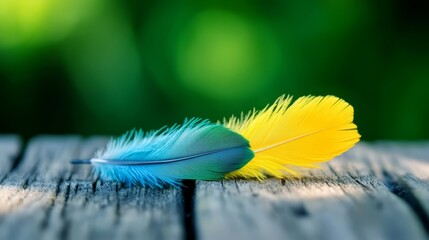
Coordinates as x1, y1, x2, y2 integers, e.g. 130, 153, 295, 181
0, 135, 428, 240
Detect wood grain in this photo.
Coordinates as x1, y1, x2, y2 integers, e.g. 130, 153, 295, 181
195, 143, 429, 240
0, 136, 184, 240
355, 142, 429, 235
1, 136, 429, 240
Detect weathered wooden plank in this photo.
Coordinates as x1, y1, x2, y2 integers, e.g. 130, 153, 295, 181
356, 142, 429, 232
0, 136, 81, 240
352, 142, 429, 180
2, 136, 428, 240
0, 135, 21, 179
0, 136, 184, 240
195, 143, 428, 240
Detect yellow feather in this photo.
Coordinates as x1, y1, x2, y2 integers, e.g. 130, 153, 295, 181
224, 95, 360, 179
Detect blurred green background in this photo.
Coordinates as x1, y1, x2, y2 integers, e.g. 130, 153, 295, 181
0, 0, 428, 140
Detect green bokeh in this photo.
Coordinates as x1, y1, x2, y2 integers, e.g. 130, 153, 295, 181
175, 9, 281, 99
0, 0, 428, 140
0, 0, 98, 49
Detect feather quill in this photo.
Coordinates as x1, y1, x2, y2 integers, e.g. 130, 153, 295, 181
223, 95, 360, 179
72, 119, 254, 187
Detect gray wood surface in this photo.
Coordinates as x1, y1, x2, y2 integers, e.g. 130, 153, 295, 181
0, 136, 184, 240
0, 136, 428, 240
367, 142, 429, 233
195, 143, 429, 240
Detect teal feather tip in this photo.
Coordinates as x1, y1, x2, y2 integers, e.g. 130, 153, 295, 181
72, 118, 254, 187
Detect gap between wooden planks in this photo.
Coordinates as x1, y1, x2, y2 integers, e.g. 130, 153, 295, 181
0, 136, 428, 240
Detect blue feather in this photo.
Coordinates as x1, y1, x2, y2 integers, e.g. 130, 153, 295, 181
82, 119, 254, 187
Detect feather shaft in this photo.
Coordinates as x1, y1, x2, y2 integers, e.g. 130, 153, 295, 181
253, 128, 327, 153
88, 146, 246, 165
70, 159, 91, 164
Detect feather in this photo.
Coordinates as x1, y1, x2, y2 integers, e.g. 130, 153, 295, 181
223, 95, 360, 179
71, 119, 254, 187
71, 95, 359, 187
